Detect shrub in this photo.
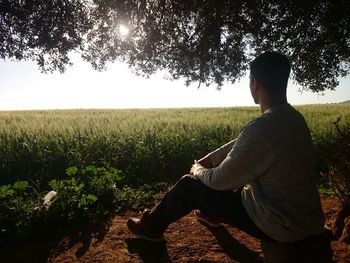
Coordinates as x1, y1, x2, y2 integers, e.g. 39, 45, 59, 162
327, 119, 350, 202
47, 165, 125, 220
0, 165, 165, 239
0, 180, 40, 238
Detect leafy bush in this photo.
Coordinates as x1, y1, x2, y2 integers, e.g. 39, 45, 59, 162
47, 165, 124, 220
0, 165, 165, 239
326, 120, 350, 201
0, 180, 40, 237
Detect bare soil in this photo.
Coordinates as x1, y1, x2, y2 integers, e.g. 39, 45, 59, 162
1, 194, 349, 263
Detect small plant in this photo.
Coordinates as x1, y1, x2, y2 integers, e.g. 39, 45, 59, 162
0, 165, 126, 238
0, 180, 39, 238
0, 164, 167, 239
48, 165, 125, 220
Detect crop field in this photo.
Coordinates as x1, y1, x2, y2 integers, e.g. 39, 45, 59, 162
0, 104, 350, 186
0, 104, 350, 237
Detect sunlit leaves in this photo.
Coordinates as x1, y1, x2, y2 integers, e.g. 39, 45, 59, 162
1, 0, 349, 91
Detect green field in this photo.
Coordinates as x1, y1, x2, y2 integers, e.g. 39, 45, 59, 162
1, 104, 350, 237
0, 104, 349, 186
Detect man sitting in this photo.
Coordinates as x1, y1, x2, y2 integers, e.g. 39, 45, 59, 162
126, 52, 325, 250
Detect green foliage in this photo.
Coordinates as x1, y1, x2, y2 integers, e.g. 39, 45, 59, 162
0, 105, 349, 237
0, 184, 15, 197
0, 165, 164, 238
0, 180, 40, 237
1, 105, 349, 188
1, 1, 349, 91
114, 184, 167, 211
318, 186, 334, 195
12, 180, 29, 191
0, 107, 259, 186
322, 120, 350, 201
48, 165, 124, 219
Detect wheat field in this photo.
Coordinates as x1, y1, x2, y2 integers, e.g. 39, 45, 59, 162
0, 104, 349, 187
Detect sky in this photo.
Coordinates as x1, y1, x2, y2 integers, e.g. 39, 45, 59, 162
0, 54, 349, 111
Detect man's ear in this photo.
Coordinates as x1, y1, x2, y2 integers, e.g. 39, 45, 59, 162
253, 77, 262, 91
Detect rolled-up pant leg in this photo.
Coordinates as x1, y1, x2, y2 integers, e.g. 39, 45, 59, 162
146, 174, 274, 241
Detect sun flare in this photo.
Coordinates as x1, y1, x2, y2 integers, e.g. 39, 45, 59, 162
119, 24, 129, 36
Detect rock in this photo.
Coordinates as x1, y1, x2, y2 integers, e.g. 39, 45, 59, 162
42, 190, 57, 209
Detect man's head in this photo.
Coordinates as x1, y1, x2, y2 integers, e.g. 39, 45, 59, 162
249, 52, 291, 104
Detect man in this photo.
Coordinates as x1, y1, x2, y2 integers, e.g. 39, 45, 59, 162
126, 52, 325, 244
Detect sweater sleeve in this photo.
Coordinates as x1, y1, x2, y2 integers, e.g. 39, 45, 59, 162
193, 121, 275, 190
205, 139, 236, 166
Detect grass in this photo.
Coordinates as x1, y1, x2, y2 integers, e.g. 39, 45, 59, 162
0, 105, 349, 186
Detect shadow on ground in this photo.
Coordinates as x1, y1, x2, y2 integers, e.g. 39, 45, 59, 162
126, 222, 263, 263
0, 217, 113, 263
126, 238, 171, 263
202, 222, 264, 263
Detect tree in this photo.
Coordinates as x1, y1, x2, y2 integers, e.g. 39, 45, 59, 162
0, 0, 91, 72
1, 0, 349, 92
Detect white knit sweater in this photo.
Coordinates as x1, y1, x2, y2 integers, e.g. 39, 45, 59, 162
192, 104, 324, 242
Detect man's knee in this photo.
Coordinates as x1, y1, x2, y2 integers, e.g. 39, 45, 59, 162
181, 174, 198, 180
177, 174, 200, 189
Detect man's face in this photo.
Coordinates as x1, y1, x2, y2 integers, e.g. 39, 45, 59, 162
249, 74, 259, 104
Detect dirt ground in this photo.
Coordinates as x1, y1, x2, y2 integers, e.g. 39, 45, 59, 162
1, 194, 349, 263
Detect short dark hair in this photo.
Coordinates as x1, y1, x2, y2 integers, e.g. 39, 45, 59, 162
250, 52, 291, 93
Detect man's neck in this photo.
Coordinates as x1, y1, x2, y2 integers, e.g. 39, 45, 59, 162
260, 95, 288, 113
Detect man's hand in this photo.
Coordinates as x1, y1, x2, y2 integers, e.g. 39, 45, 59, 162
190, 161, 205, 176
190, 155, 214, 175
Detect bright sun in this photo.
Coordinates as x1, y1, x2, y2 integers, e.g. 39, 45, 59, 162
119, 24, 129, 36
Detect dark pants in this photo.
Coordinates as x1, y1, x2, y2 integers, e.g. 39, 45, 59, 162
147, 174, 274, 241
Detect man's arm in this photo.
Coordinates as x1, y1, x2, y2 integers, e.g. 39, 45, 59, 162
191, 123, 275, 191
196, 140, 236, 168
